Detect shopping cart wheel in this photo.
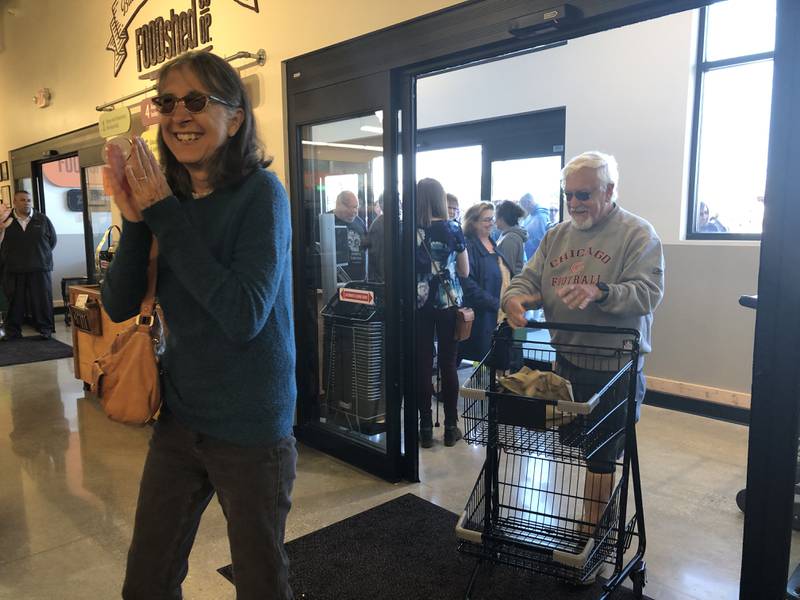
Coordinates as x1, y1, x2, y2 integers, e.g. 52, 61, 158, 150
631, 562, 647, 598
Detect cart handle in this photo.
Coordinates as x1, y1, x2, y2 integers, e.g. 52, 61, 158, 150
524, 320, 641, 341
320, 305, 377, 321
557, 396, 600, 416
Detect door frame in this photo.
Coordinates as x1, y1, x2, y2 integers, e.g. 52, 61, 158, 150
10, 126, 108, 283
286, 70, 410, 481
286, 0, 800, 594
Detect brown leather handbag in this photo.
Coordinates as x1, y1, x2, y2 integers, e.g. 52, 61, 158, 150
91, 241, 162, 425
452, 304, 475, 342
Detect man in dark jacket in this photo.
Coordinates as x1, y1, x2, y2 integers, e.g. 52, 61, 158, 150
0, 191, 58, 340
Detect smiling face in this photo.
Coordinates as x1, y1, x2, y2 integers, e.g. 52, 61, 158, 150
477, 208, 495, 239
158, 66, 243, 189
563, 166, 614, 230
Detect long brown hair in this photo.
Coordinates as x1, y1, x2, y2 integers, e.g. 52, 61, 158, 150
156, 51, 269, 198
416, 178, 448, 228
462, 202, 495, 237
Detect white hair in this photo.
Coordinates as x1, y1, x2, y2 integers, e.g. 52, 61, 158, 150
561, 151, 619, 203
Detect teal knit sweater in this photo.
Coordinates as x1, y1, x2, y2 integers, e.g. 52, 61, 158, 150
101, 168, 296, 447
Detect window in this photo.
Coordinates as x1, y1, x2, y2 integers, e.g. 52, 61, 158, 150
416, 145, 483, 209
688, 0, 776, 238
491, 156, 563, 223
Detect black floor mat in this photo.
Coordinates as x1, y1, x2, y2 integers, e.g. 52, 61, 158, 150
0, 336, 73, 367
218, 493, 651, 599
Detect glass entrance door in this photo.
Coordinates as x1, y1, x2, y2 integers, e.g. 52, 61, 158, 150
289, 72, 409, 481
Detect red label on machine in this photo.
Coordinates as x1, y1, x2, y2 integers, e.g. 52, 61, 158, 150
339, 288, 375, 305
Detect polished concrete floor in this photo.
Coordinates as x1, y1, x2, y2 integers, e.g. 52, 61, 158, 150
0, 326, 760, 599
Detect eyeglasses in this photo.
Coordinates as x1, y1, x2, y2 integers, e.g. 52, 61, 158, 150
151, 92, 236, 115
480, 217, 496, 223
563, 190, 596, 201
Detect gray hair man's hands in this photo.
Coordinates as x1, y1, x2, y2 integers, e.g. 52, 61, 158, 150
502, 293, 541, 328
556, 284, 603, 310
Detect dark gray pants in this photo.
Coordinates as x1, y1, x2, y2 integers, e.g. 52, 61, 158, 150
3, 271, 54, 336
122, 412, 297, 600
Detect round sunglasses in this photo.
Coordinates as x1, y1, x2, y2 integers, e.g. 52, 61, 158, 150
151, 92, 236, 115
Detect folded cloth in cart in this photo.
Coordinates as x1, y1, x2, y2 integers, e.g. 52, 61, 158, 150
498, 366, 575, 402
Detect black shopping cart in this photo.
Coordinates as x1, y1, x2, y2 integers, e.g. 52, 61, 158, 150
456, 321, 647, 599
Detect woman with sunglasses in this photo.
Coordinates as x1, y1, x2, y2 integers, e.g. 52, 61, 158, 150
102, 51, 296, 600
458, 201, 513, 364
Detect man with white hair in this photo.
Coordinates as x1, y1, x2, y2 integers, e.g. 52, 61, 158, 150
501, 151, 664, 579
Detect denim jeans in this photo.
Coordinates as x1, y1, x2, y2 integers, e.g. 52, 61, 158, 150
122, 412, 297, 600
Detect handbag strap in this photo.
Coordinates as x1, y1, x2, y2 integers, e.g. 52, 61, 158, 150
137, 239, 158, 322
418, 227, 459, 308
95, 224, 122, 257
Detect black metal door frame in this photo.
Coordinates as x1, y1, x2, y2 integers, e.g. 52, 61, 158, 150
286, 0, 730, 484
10, 126, 107, 284
740, 1, 800, 597
287, 13, 800, 593
287, 70, 410, 481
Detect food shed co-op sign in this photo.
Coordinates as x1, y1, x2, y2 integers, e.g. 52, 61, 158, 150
107, 0, 260, 77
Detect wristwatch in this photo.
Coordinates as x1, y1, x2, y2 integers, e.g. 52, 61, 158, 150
595, 282, 610, 303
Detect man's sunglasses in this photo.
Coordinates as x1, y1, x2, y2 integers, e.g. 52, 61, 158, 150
151, 92, 236, 115
563, 189, 596, 201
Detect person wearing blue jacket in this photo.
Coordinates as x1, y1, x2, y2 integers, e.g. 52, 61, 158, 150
459, 202, 513, 362
102, 52, 296, 600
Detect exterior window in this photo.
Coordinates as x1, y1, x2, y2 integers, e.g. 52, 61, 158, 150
688, 0, 776, 239
416, 145, 483, 209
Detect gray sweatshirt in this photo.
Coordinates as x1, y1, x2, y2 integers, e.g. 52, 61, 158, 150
502, 204, 664, 369
497, 225, 529, 276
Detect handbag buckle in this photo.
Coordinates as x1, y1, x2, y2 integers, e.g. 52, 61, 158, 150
136, 314, 154, 327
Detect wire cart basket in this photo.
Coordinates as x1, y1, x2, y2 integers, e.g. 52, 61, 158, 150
456, 321, 647, 599
321, 292, 386, 435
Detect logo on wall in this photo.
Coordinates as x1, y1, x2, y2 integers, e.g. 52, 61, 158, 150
107, 0, 259, 77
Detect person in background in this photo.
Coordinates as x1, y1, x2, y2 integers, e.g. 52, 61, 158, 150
502, 151, 664, 582
0, 190, 58, 341
446, 193, 461, 223
101, 51, 297, 600
459, 201, 512, 363
519, 192, 551, 260
332, 190, 367, 280
416, 178, 469, 448
697, 201, 728, 233
367, 193, 384, 282
495, 200, 528, 276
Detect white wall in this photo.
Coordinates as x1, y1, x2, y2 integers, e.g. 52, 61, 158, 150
0, 0, 463, 182
418, 11, 759, 396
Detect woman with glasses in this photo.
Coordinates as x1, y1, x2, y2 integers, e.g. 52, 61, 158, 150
102, 51, 296, 600
415, 178, 469, 447
459, 201, 513, 363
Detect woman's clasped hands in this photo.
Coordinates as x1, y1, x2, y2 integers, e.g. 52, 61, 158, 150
103, 137, 172, 223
